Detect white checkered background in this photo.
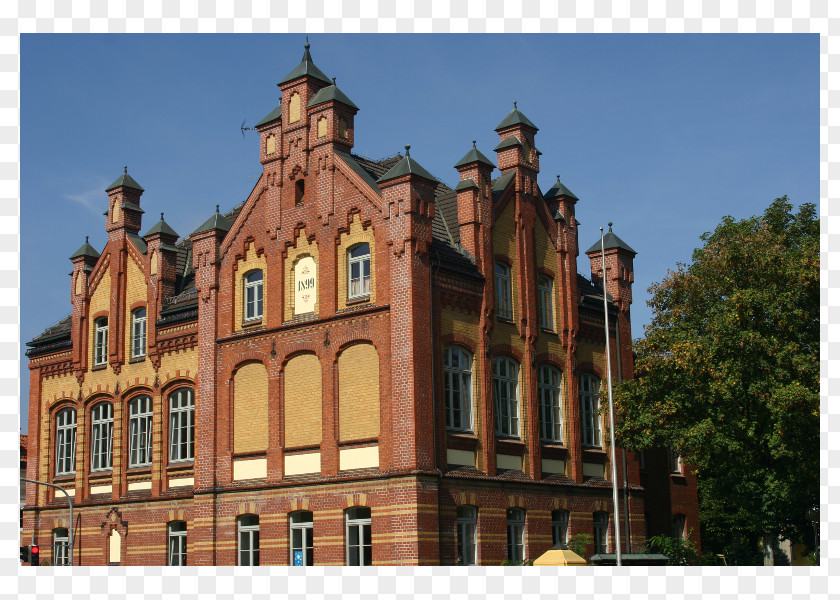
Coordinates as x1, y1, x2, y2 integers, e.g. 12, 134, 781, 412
2, 1, 834, 598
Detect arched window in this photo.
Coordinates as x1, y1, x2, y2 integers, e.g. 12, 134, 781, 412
237, 514, 260, 566
494, 262, 512, 320
493, 357, 519, 437
345, 507, 372, 566
348, 243, 371, 299
593, 511, 609, 554
167, 521, 187, 565
128, 395, 153, 467
53, 528, 69, 566
456, 505, 477, 565
506, 508, 525, 563
244, 270, 263, 322
131, 307, 146, 359
552, 509, 569, 546
538, 365, 563, 442
169, 388, 195, 462
93, 317, 108, 366
443, 346, 472, 431
55, 408, 76, 476
290, 510, 314, 566
579, 373, 601, 448
538, 275, 554, 329
90, 402, 113, 471
672, 513, 686, 540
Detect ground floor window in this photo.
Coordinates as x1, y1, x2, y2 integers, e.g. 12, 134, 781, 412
53, 528, 69, 566
506, 508, 525, 563
456, 505, 477, 565
672, 513, 687, 540
238, 514, 259, 566
345, 507, 372, 566
552, 509, 569, 546
290, 511, 314, 566
168, 521, 187, 566
593, 511, 609, 554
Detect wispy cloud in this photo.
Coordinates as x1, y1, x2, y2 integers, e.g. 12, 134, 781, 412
66, 180, 110, 215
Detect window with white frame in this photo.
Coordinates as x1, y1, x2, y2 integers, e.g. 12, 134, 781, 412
506, 508, 526, 563
348, 243, 371, 299
167, 521, 187, 565
538, 275, 554, 329
131, 307, 146, 358
494, 262, 512, 320
579, 373, 601, 448
345, 506, 372, 566
53, 528, 69, 566
493, 357, 520, 437
443, 346, 472, 431
593, 511, 609, 554
290, 511, 314, 566
538, 364, 563, 442
669, 447, 682, 474
244, 270, 263, 322
672, 513, 686, 540
551, 509, 569, 546
128, 395, 153, 467
169, 388, 194, 462
456, 505, 477, 565
93, 317, 108, 366
55, 408, 76, 476
237, 514, 260, 566
90, 402, 113, 471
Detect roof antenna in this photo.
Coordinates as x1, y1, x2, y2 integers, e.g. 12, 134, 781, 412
240, 118, 256, 140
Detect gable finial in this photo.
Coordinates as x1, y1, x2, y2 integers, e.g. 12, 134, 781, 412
608, 221, 613, 232
160, 212, 164, 221
305, 35, 310, 49
124, 165, 128, 173
556, 174, 561, 183
513, 100, 517, 109
85, 236, 89, 244
215, 204, 220, 213
332, 76, 336, 85
404, 144, 411, 157
472, 140, 477, 148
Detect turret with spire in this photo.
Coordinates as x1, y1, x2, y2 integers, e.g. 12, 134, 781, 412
105, 166, 145, 236
493, 100, 540, 175
454, 140, 495, 264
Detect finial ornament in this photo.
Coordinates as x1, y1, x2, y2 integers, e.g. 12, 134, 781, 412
513, 100, 517, 109
405, 144, 411, 156
305, 35, 310, 49
85, 236, 89, 243
608, 222, 613, 231
215, 204, 220, 213
124, 165, 128, 173
160, 212, 164, 221
556, 174, 561, 183
472, 140, 477, 148
332, 77, 336, 85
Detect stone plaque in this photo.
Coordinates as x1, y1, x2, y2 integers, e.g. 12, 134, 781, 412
294, 256, 317, 314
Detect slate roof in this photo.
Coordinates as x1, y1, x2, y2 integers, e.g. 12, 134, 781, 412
376, 149, 440, 185
143, 214, 179, 238
69, 237, 100, 260
454, 143, 496, 169
543, 175, 579, 201
495, 104, 538, 132
255, 101, 282, 127
307, 83, 358, 110
278, 42, 332, 86
584, 225, 637, 255
106, 169, 144, 192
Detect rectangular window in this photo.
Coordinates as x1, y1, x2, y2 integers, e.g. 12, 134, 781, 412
493, 357, 520, 437
538, 365, 563, 442
128, 396, 153, 467
538, 276, 554, 329
672, 514, 686, 540
593, 511, 609, 554
506, 508, 525, 563
290, 511, 314, 566
580, 373, 601, 448
552, 510, 569, 547
444, 347, 472, 431
168, 521, 187, 566
348, 244, 371, 299
94, 318, 108, 366
456, 506, 477, 565
131, 308, 146, 358
495, 262, 512, 320
244, 270, 264, 322
55, 408, 76, 476
345, 507, 372, 566
90, 402, 113, 471
169, 388, 195, 462
238, 515, 260, 566
53, 528, 69, 566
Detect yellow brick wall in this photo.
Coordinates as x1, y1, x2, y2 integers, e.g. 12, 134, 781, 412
336, 214, 376, 310
234, 241, 268, 331
124, 254, 146, 358
492, 201, 518, 321
534, 222, 559, 330
338, 343, 379, 441
440, 306, 483, 431
284, 228, 320, 318
233, 362, 269, 453
284, 353, 322, 448
88, 265, 111, 365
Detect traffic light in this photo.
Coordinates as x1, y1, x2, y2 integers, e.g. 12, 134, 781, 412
20, 546, 29, 563
29, 544, 40, 565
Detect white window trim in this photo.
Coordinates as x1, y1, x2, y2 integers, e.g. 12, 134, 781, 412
53, 528, 69, 566
443, 347, 473, 431
244, 270, 264, 322
289, 511, 314, 566
167, 521, 187, 566
580, 373, 602, 448
55, 408, 76, 476
593, 512, 609, 554
169, 388, 195, 463
348, 244, 371, 300
456, 506, 477, 566
672, 514, 687, 540
506, 508, 526, 563
538, 275, 554, 329
128, 396, 153, 468
237, 515, 260, 566
93, 318, 108, 366
345, 508, 372, 566
131, 308, 147, 358
493, 357, 520, 438
495, 262, 512, 320
538, 365, 563, 443
90, 402, 113, 472
552, 509, 569, 547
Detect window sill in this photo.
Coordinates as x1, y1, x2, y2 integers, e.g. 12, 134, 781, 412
582, 448, 607, 462
52, 474, 75, 483
496, 316, 514, 324
128, 355, 146, 364
91, 364, 107, 372
540, 443, 568, 460
540, 327, 557, 335
88, 470, 112, 480
346, 296, 370, 306
495, 437, 525, 455
167, 461, 194, 472
126, 466, 152, 475
447, 430, 478, 451
242, 318, 263, 328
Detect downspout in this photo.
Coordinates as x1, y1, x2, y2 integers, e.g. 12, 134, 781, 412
616, 316, 631, 554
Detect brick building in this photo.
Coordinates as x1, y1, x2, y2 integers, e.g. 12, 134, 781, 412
23, 43, 699, 566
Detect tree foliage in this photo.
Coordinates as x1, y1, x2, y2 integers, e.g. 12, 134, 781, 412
613, 197, 818, 558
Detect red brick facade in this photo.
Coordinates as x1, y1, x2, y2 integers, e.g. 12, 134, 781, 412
23, 45, 699, 566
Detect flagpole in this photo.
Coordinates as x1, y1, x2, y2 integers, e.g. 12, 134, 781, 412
601, 225, 622, 566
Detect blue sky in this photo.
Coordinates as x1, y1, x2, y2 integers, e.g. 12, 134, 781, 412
19, 34, 816, 431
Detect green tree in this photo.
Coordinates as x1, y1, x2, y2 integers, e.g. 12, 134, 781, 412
613, 197, 818, 565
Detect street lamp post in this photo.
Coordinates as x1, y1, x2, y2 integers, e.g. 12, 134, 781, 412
21, 478, 74, 566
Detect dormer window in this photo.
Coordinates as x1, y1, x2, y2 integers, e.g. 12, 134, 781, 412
289, 92, 301, 123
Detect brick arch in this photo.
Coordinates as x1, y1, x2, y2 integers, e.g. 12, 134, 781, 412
576, 361, 605, 380
50, 397, 79, 414
507, 495, 526, 509
455, 492, 478, 507
440, 333, 478, 355
289, 497, 313, 513
82, 393, 114, 410
227, 353, 271, 379
552, 498, 572, 511
535, 352, 564, 370
120, 382, 155, 400
279, 341, 322, 367
489, 343, 523, 362
332, 332, 384, 359
158, 369, 196, 390
343, 493, 369, 508
160, 377, 196, 397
